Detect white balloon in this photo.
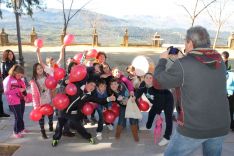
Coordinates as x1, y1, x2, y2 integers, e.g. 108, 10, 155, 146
131, 56, 154, 76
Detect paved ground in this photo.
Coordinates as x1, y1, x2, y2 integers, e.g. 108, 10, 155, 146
0, 95, 234, 156
0, 46, 234, 156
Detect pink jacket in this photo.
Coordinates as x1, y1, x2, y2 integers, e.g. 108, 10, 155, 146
3, 75, 26, 105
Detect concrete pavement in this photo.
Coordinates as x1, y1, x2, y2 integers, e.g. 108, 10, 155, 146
0, 98, 234, 156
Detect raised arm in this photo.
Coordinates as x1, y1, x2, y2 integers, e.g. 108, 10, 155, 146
36, 48, 46, 68
56, 45, 66, 65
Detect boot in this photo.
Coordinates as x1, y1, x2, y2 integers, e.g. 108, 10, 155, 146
41, 129, 48, 139
131, 125, 139, 142
49, 123, 53, 132
115, 125, 123, 139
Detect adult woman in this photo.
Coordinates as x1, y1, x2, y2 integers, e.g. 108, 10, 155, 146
1, 49, 17, 79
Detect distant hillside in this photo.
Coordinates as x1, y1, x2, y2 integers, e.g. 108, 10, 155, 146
0, 9, 231, 46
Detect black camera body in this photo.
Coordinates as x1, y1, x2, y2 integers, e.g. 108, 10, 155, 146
168, 46, 180, 55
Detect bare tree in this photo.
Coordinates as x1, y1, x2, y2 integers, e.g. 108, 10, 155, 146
179, 0, 216, 26
56, 0, 93, 69
203, 0, 234, 48
57, 0, 93, 35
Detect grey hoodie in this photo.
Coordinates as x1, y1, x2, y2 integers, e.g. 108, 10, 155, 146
154, 49, 230, 139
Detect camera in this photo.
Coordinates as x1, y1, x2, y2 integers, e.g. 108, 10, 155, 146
168, 46, 180, 55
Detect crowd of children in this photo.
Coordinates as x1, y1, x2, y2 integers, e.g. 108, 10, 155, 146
1, 47, 233, 148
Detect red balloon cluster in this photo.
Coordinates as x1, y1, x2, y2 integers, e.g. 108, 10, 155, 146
86, 49, 98, 60
69, 65, 87, 83
82, 103, 94, 115
29, 109, 42, 121
111, 102, 120, 117
73, 53, 83, 64
103, 110, 116, 124
54, 67, 66, 81
138, 99, 150, 112
45, 76, 58, 90
63, 34, 75, 45
52, 94, 70, 110
65, 83, 77, 96
34, 38, 43, 48
40, 104, 54, 116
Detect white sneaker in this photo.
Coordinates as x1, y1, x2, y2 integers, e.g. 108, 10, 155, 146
139, 126, 150, 131
96, 132, 102, 140
158, 138, 169, 146
107, 124, 114, 131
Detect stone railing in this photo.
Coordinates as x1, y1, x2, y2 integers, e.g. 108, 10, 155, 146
1, 27, 234, 49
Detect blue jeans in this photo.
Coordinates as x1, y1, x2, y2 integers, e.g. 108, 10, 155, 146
10, 101, 25, 134
165, 130, 226, 156
96, 105, 104, 132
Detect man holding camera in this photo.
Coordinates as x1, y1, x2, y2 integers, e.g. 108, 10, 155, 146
154, 26, 230, 156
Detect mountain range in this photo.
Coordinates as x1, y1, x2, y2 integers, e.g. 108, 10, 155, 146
0, 9, 232, 46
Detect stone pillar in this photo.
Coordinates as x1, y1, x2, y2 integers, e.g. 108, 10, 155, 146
123, 28, 128, 47
0, 28, 9, 46
30, 27, 37, 45
152, 32, 161, 47
60, 30, 66, 45
92, 28, 98, 47
228, 32, 234, 49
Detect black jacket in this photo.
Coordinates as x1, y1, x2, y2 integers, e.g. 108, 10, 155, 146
135, 85, 172, 105
64, 84, 109, 116
1, 61, 16, 79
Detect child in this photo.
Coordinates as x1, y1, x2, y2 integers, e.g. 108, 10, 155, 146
222, 51, 231, 70
31, 63, 53, 139
108, 78, 139, 142
96, 52, 107, 65
36, 45, 65, 76
226, 70, 234, 131
51, 78, 116, 147
100, 63, 113, 86
126, 65, 141, 90
3, 65, 28, 138
95, 79, 108, 140
89, 63, 102, 124
112, 67, 134, 96
135, 73, 174, 146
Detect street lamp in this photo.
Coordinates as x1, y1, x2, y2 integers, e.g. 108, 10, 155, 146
11, 0, 24, 67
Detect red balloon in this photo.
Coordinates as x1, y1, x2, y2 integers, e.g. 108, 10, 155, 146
40, 104, 54, 116
64, 34, 74, 45
29, 109, 42, 121
73, 53, 84, 64
86, 102, 98, 109
103, 110, 116, 124
52, 94, 70, 110
138, 100, 150, 112
34, 38, 43, 48
45, 76, 58, 89
65, 83, 77, 96
111, 102, 120, 117
54, 67, 66, 81
69, 65, 87, 83
82, 103, 94, 115
86, 49, 98, 59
